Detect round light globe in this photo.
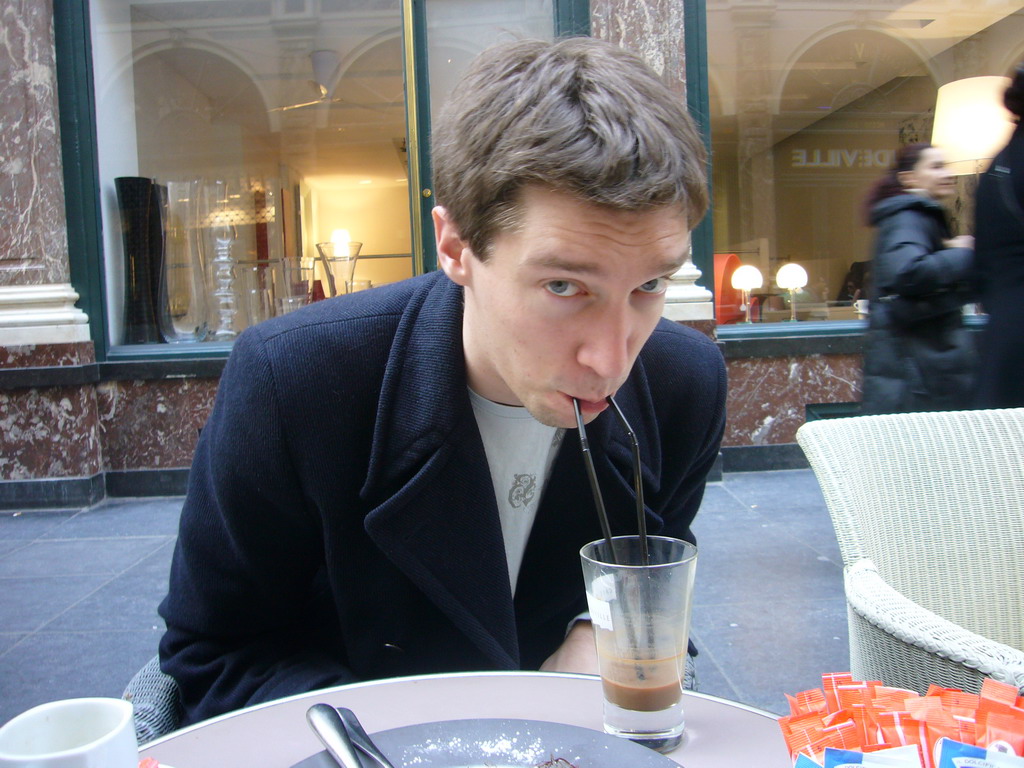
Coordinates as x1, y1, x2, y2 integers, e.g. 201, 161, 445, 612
776, 262, 808, 291
731, 264, 764, 291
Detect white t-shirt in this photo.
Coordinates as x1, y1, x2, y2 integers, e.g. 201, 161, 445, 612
469, 389, 564, 595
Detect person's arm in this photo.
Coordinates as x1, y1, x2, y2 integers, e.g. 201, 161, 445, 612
158, 328, 356, 725
540, 620, 599, 675
881, 212, 974, 298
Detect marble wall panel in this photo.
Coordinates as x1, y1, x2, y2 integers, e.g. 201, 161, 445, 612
0, 385, 102, 479
0, 0, 69, 286
725, 354, 863, 446
591, 0, 687, 95
0, 342, 95, 368
96, 378, 219, 471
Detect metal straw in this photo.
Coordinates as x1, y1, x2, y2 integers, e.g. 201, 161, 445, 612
606, 396, 650, 566
573, 398, 617, 564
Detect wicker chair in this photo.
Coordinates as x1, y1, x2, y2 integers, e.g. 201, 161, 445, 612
796, 408, 1024, 695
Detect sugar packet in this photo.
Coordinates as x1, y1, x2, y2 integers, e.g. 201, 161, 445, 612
936, 738, 1024, 768
823, 745, 923, 767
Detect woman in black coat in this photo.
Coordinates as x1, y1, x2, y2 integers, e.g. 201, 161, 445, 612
972, 65, 1024, 408
860, 143, 976, 414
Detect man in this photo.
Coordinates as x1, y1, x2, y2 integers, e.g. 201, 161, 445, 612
158, 36, 727, 725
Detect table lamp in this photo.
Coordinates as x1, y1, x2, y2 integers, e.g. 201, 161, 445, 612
730, 265, 763, 323
931, 76, 1014, 176
775, 262, 808, 322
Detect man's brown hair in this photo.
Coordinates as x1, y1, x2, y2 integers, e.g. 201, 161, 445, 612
431, 37, 709, 259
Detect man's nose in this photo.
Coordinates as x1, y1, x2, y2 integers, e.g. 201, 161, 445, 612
576, 304, 633, 382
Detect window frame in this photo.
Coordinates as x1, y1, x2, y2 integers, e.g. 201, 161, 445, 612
684, 0, 867, 339
54, 0, 588, 365
56, 0, 872, 368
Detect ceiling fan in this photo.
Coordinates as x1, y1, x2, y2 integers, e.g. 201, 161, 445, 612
269, 50, 404, 116
269, 50, 345, 113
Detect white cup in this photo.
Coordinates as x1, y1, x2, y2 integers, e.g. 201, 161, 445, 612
0, 698, 138, 768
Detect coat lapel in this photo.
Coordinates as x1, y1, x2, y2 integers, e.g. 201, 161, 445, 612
354, 275, 666, 669
358, 276, 520, 668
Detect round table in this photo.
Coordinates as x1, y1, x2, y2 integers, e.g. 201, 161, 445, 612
140, 671, 791, 767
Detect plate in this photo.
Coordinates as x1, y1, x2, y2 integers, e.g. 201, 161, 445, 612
291, 718, 677, 767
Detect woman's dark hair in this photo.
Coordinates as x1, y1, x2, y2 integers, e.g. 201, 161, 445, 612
1005, 63, 1024, 119
861, 142, 932, 225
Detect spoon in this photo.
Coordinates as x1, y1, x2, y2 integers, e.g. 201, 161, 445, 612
306, 703, 364, 768
336, 707, 396, 768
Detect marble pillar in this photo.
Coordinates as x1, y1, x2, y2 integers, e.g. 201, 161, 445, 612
0, 0, 102, 496
591, 0, 716, 330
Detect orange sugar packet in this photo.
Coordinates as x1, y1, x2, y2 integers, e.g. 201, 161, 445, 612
805, 722, 866, 763
977, 710, 1024, 755
872, 686, 921, 712
922, 707, 963, 768
876, 711, 920, 747
823, 672, 855, 712
780, 711, 827, 757
981, 678, 1022, 708
840, 706, 877, 746
837, 682, 875, 711
822, 715, 864, 751
940, 689, 981, 716
789, 687, 830, 716
906, 696, 943, 720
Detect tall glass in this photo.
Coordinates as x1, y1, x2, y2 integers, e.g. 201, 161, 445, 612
159, 179, 209, 342
580, 535, 698, 753
314, 241, 362, 297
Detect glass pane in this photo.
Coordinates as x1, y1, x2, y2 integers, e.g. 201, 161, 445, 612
707, 1, 1024, 325
89, 0, 414, 345
424, 0, 554, 123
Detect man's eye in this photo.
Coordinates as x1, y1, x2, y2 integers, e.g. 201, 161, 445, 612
637, 277, 668, 294
545, 280, 581, 297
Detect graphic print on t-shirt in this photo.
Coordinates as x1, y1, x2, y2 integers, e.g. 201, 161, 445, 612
508, 473, 537, 508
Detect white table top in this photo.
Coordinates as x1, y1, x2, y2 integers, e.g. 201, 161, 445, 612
140, 671, 791, 768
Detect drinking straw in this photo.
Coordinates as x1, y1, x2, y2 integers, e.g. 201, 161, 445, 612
573, 398, 617, 564
606, 396, 650, 566
575, 398, 648, 683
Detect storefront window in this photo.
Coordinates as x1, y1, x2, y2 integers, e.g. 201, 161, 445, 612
88, 0, 552, 347
707, 0, 1024, 325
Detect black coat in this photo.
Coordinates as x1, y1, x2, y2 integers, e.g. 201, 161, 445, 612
861, 193, 975, 414
158, 271, 727, 725
972, 123, 1024, 408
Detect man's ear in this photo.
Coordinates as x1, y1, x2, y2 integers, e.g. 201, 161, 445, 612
433, 206, 473, 286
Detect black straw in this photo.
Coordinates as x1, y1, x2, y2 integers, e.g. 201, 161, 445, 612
573, 398, 617, 564
606, 396, 649, 566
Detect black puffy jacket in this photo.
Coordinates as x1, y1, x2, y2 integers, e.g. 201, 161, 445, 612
861, 193, 975, 414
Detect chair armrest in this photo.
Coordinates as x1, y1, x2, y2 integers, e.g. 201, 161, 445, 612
845, 560, 1024, 693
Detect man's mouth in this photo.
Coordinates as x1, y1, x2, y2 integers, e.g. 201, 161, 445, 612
567, 395, 610, 417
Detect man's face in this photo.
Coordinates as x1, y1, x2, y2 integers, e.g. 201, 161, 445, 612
435, 186, 691, 429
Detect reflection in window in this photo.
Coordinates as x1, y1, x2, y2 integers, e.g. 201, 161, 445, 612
91, 0, 414, 345
707, 0, 1024, 324
89, 0, 555, 346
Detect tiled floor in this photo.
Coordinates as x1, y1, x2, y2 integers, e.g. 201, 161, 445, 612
0, 468, 849, 727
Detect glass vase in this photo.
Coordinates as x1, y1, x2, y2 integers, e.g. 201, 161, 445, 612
159, 179, 209, 342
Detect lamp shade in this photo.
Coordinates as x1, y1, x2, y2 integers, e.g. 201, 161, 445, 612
776, 262, 808, 291
731, 264, 763, 291
931, 76, 1014, 175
